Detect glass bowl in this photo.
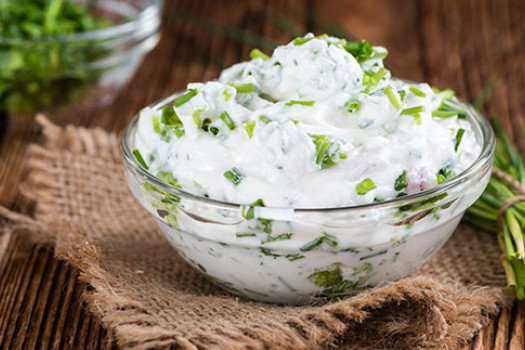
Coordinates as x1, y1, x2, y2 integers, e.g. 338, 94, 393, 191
121, 92, 495, 305
0, 0, 162, 124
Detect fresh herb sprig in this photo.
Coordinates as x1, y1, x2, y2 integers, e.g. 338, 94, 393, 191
464, 120, 525, 299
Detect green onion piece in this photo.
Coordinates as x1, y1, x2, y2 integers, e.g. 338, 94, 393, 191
436, 166, 456, 184
398, 90, 406, 102
236, 233, 256, 238
241, 198, 265, 220
356, 178, 376, 195
223, 89, 233, 102
219, 111, 236, 130
223, 167, 245, 185
432, 110, 457, 118
250, 48, 270, 60
173, 89, 198, 107
362, 68, 388, 93
300, 236, 324, 251
409, 86, 427, 97
307, 263, 342, 287
227, 82, 255, 93
345, 99, 360, 113
133, 149, 148, 170
344, 40, 388, 62
433, 87, 455, 100
286, 100, 315, 107
152, 116, 161, 133
455, 128, 465, 152
401, 106, 424, 115
156, 171, 180, 187
293, 37, 314, 45
311, 134, 339, 169
259, 115, 272, 124
161, 106, 183, 126
262, 233, 292, 244
384, 85, 401, 109
394, 170, 408, 191
414, 113, 422, 125
243, 120, 256, 139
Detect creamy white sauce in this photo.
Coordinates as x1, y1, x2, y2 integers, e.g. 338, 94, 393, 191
135, 34, 480, 208
128, 34, 487, 304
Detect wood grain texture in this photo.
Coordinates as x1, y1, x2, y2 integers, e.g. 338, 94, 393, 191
1, 0, 524, 348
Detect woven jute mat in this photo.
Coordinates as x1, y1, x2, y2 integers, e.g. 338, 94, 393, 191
1, 116, 515, 349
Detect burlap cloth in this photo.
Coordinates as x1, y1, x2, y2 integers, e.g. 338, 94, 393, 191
0, 116, 515, 349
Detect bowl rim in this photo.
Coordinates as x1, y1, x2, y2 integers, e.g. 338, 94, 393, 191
120, 91, 495, 213
0, 0, 162, 44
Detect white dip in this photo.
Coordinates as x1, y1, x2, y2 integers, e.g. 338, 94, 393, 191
128, 34, 487, 304
134, 34, 480, 208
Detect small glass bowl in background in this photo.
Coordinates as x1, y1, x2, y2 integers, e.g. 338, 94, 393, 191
121, 94, 495, 305
0, 0, 162, 126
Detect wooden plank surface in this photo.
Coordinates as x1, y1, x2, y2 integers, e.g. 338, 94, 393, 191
1, 0, 525, 348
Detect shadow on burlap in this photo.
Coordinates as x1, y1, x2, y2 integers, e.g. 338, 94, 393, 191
4, 115, 514, 349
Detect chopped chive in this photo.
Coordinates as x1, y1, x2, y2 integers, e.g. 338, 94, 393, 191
241, 198, 265, 220
401, 106, 424, 115
262, 233, 292, 244
286, 100, 315, 106
345, 99, 360, 113
161, 105, 183, 126
384, 85, 401, 109
293, 37, 314, 45
432, 110, 457, 118
133, 149, 148, 170
436, 166, 456, 184
249, 48, 270, 61
156, 171, 180, 187
223, 167, 245, 185
152, 116, 161, 133
414, 113, 422, 125
223, 89, 233, 102
455, 128, 465, 152
394, 170, 408, 191
243, 120, 256, 139
300, 232, 339, 251
311, 134, 339, 169
173, 89, 198, 107
409, 86, 427, 97
236, 233, 256, 238
259, 115, 272, 124
398, 90, 406, 102
286, 254, 305, 262
356, 178, 376, 195
362, 67, 388, 93
344, 40, 388, 63
219, 111, 236, 130
307, 263, 342, 287
192, 108, 206, 127
433, 88, 455, 100
227, 82, 255, 93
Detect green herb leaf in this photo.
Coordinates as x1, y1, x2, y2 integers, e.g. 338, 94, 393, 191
241, 198, 265, 220
344, 40, 388, 63
384, 85, 401, 109
293, 37, 314, 45
286, 100, 315, 107
262, 233, 292, 244
133, 149, 148, 170
227, 82, 255, 93
249, 48, 270, 60
300, 232, 339, 251
219, 111, 236, 130
310, 134, 340, 169
436, 167, 456, 184
455, 128, 465, 152
401, 106, 424, 115
307, 263, 342, 287
356, 178, 376, 195
362, 67, 388, 94
173, 89, 198, 107
409, 86, 427, 97
243, 120, 256, 138
345, 99, 360, 113
152, 116, 161, 133
223, 167, 245, 185
259, 115, 272, 124
432, 110, 457, 118
394, 170, 408, 191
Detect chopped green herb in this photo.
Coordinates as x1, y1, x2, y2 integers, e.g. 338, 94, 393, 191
362, 67, 388, 93
384, 85, 402, 109
436, 166, 456, 184
394, 170, 408, 191
345, 99, 360, 113
432, 110, 457, 118
344, 40, 388, 63
219, 111, 236, 130
310, 134, 340, 169
400, 106, 424, 115
398, 90, 406, 102
227, 82, 255, 93
236, 233, 256, 238
300, 232, 339, 251
223, 89, 233, 102
257, 218, 273, 234
455, 128, 465, 152
432, 87, 455, 100
152, 116, 161, 133
307, 263, 342, 287
409, 86, 427, 97
249, 48, 270, 60
259, 115, 272, 124
156, 171, 180, 187
356, 178, 376, 195
262, 233, 292, 244
414, 113, 422, 125
241, 198, 265, 220
133, 149, 148, 170
223, 167, 245, 185
243, 120, 256, 138
293, 37, 314, 45
286, 100, 315, 107
285, 254, 305, 262
161, 106, 182, 126
173, 89, 198, 107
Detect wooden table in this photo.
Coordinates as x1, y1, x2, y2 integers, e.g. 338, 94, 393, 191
1, 0, 525, 348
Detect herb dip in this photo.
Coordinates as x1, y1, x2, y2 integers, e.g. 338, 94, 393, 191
134, 34, 480, 208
